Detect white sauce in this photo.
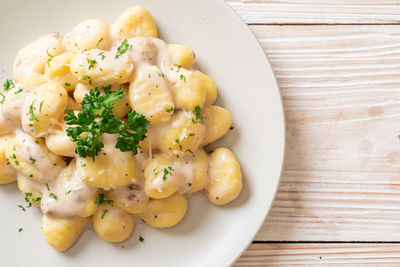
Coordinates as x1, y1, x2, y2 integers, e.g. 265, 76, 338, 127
2, 25, 206, 219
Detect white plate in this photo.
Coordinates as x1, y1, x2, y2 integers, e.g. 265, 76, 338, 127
0, 0, 284, 266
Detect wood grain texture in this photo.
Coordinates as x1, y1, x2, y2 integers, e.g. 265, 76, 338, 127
246, 25, 400, 241
234, 243, 400, 266
226, 0, 400, 24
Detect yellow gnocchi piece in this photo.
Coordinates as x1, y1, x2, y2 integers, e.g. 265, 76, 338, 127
92, 204, 135, 242
41, 215, 89, 251
5, 132, 66, 184
194, 71, 218, 104
17, 173, 42, 207
202, 105, 232, 145
67, 96, 81, 111
63, 19, 111, 51
45, 120, 77, 157
0, 138, 17, 184
144, 154, 179, 199
187, 149, 209, 193
45, 52, 78, 91
107, 184, 148, 214
77, 134, 136, 190
0, 74, 47, 130
168, 44, 195, 69
112, 6, 157, 42
21, 82, 68, 137
205, 148, 242, 205
156, 111, 205, 158
13, 33, 64, 82
138, 194, 187, 228
70, 49, 133, 86
129, 65, 174, 125
166, 67, 206, 111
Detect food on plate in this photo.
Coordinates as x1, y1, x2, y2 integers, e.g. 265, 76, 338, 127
0, 5, 242, 251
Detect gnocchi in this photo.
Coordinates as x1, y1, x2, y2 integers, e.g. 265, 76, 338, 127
0, 5, 242, 251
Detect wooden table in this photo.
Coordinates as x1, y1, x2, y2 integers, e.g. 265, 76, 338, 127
227, 0, 400, 265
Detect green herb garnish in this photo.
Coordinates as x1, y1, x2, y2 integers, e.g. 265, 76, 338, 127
96, 37, 104, 47
101, 209, 108, 219
3, 79, 14, 91
192, 105, 205, 124
14, 88, 23, 94
162, 166, 173, 181
115, 39, 131, 58
87, 57, 97, 70
50, 193, 58, 200
94, 193, 114, 205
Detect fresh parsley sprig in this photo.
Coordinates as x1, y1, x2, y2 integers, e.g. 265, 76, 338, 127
64, 86, 149, 160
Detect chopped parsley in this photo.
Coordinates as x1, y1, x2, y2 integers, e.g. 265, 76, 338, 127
179, 74, 186, 82
139, 235, 145, 242
0, 92, 5, 104
64, 82, 71, 87
32, 197, 41, 202
45, 183, 50, 191
29, 103, 39, 122
192, 105, 205, 124
14, 88, 23, 94
30, 158, 36, 164
18, 228, 23, 232
35, 140, 39, 144
188, 183, 192, 187
5, 158, 10, 165
94, 193, 114, 205
175, 139, 182, 150
115, 39, 131, 58
87, 57, 97, 70
82, 74, 92, 85
101, 209, 108, 219
165, 107, 174, 113
189, 133, 195, 136
176, 65, 182, 72
46, 48, 54, 58
50, 193, 58, 200
158, 72, 165, 78
186, 149, 193, 154
3, 79, 14, 91
29, 174, 33, 178
17, 205, 26, 212
230, 126, 235, 130
64, 86, 149, 160
98, 52, 105, 60
65, 190, 72, 195
14, 160, 20, 166
162, 166, 174, 181
96, 37, 104, 47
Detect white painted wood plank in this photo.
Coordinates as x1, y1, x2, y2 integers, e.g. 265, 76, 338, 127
245, 25, 400, 241
235, 243, 400, 266
225, 1, 400, 24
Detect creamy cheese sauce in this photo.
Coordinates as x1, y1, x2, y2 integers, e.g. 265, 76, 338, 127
41, 159, 98, 218
3, 30, 201, 218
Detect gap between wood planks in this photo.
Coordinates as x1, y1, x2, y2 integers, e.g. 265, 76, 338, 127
247, 23, 400, 25
252, 241, 400, 244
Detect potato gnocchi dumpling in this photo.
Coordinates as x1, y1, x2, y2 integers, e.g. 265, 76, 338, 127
45, 52, 78, 91
13, 33, 64, 82
21, 82, 68, 137
206, 148, 243, 205
70, 49, 133, 86
63, 19, 111, 51
17, 173, 42, 207
155, 111, 206, 158
112, 5, 158, 41
138, 194, 187, 228
202, 105, 232, 145
77, 134, 136, 190
129, 65, 174, 124
0, 5, 242, 250
0, 138, 17, 184
93, 204, 135, 242
41, 215, 89, 251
